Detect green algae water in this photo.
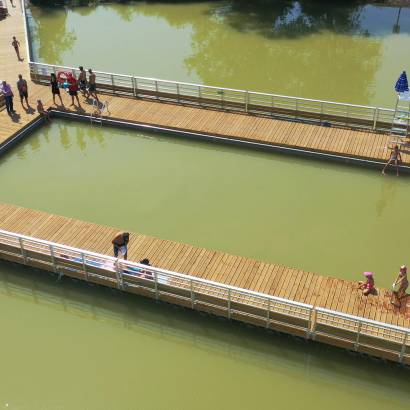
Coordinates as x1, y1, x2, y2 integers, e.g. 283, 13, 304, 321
2, 2, 410, 408
1, 120, 410, 289
28, 1, 410, 107
0, 261, 409, 409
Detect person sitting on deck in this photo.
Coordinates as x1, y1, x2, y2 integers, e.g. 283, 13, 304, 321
36, 99, 51, 122
390, 265, 408, 308
139, 258, 153, 279
112, 231, 130, 260
358, 271, 375, 296
382, 145, 402, 176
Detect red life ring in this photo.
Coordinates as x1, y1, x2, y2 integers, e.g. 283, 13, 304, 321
56, 70, 75, 84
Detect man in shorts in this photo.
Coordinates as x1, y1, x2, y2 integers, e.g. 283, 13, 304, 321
68, 74, 81, 107
11, 36, 21, 61
112, 232, 130, 260
78, 66, 87, 96
16, 74, 29, 108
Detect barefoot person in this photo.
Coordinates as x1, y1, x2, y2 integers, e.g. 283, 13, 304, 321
112, 232, 130, 260
11, 36, 21, 60
87, 68, 99, 101
1, 80, 15, 115
358, 271, 375, 296
68, 75, 81, 107
382, 145, 402, 176
36, 99, 51, 122
50, 73, 63, 105
78, 66, 87, 96
16, 74, 29, 108
391, 265, 408, 307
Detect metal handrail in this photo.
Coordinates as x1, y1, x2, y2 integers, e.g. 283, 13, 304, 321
0, 227, 409, 362
21, 0, 401, 133
0, 228, 312, 310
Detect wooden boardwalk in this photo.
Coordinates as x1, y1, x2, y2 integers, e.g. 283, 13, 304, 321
0, 0, 407, 167
0, 202, 408, 329
1, 2, 410, 363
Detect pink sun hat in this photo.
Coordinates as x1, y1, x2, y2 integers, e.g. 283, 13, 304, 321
363, 271, 374, 278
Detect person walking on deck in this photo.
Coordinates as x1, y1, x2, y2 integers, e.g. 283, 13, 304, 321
11, 36, 21, 61
78, 66, 87, 96
112, 232, 130, 260
1, 81, 15, 115
391, 265, 408, 307
16, 74, 29, 108
50, 73, 63, 105
87, 68, 99, 102
382, 145, 402, 176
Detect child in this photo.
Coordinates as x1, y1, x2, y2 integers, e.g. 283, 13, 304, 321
36, 99, 51, 122
358, 271, 375, 296
382, 145, 402, 176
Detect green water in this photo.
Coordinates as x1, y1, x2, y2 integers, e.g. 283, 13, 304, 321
29, 1, 410, 107
2, 2, 410, 408
1, 120, 410, 289
0, 260, 407, 409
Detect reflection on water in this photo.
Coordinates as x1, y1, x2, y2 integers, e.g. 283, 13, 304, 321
28, 1, 410, 105
0, 261, 409, 409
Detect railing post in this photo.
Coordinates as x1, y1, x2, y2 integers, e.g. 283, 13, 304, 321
176, 83, 180, 103
271, 95, 274, 117
220, 89, 224, 109
308, 307, 317, 339
245, 91, 249, 113
295, 99, 298, 118
320, 102, 324, 120
111, 75, 115, 94
227, 288, 231, 319
49, 244, 56, 272
81, 252, 88, 280
190, 279, 195, 308
198, 86, 202, 106
132, 77, 136, 97
345, 106, 349, 126
373, 108, 379, 130
154, 271, 159, 300
266, 298, 270, 329
155, 80, 159, 99
115, 259, 123, 290
18, 238, 27, 263
354, 321, 363, 351
399, 332, 408, 363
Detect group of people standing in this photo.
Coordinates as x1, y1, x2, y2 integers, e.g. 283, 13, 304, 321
50, 66, 99, 108
1, 75, 49, 121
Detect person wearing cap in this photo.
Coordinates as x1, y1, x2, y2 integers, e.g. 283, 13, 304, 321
358, 271, 375, 296
390, 265, 408, 307
112, 231, 130, 260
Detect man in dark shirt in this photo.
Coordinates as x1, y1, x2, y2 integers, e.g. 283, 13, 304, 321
112, 232, 130, 260
16, 74, 29, 108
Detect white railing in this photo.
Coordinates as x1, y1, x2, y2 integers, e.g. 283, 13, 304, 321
28, 61, 397, 133
0, 228, 409, 363
20, 0, 401, 134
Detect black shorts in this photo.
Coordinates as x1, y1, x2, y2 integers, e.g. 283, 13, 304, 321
69, 90, 78, 96
19, 91, 28, 98
79, 80, 87, 90
88, 84, 96, 92
52, 88, 60, 95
